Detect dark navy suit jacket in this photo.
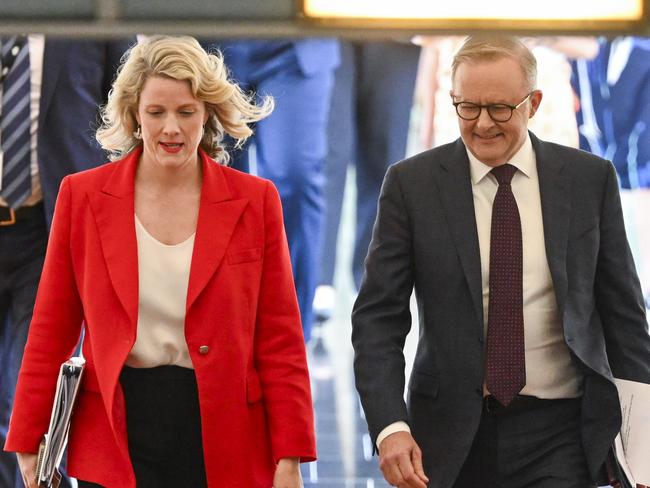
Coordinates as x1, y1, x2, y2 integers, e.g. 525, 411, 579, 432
352, 133, 650, 487
38, 39, 133, 224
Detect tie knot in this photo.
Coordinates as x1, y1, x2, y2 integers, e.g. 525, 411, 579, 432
491, 164, 517, 185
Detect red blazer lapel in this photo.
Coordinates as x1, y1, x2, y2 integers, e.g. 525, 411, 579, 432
84, 149, 140, 469
86, 150, 139, 332
186, 150, 248, 311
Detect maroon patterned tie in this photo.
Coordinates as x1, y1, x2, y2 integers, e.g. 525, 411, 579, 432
486, 163, 525, 406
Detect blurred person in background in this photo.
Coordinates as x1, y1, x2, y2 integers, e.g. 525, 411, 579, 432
5, 36, 315, 488
0, 36, 131, 488
313, 40, 420, 324
573, 36, 650, 308
204, 38, 339, 343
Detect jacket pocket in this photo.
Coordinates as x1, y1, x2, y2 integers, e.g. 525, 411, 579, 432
246, 370, 263, 403
408, 371, 440, 399
227, 247, 263, 265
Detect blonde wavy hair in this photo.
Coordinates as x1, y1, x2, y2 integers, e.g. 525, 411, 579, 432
96, 35, 273, 164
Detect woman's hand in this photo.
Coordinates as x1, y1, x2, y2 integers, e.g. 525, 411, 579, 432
16, 451, 39, 488
273, 457, 303, 488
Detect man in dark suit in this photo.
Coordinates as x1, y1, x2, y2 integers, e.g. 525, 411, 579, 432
0, 36, 131, 488
352, 36, 650, 488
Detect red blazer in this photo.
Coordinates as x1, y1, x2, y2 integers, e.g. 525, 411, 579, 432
5, 148, 316, 487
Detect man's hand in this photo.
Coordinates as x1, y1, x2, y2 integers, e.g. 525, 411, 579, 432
16, 452, 39, 488
273, 457, 303, 488
378, 431, 429, 488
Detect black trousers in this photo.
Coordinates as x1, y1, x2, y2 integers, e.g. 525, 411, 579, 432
78, 365, 207, 488
453, 395, 595, 488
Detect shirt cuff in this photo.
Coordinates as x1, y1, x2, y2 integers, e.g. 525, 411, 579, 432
376, 421, 411, 448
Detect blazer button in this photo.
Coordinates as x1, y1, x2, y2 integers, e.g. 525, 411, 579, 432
198, 345, 210, 355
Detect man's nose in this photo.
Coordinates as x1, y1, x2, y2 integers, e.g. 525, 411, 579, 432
475, 108, 495, 129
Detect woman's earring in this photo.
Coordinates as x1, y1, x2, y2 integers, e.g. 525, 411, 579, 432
133, 125, 142, 140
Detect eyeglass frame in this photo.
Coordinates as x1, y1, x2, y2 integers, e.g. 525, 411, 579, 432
451, 91, 534, 122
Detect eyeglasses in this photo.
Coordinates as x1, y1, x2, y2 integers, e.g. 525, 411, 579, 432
452, 92, 533, 122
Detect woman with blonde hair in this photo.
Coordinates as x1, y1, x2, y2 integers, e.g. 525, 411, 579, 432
5, 35, 315, 487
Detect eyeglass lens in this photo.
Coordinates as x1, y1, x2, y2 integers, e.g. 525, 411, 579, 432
456, 103, 513, 122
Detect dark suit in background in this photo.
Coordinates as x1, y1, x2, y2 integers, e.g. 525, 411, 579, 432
0, 38, 132, 488
203, 39, 339, 341
352, 132, 650, 487
37, 40, 132, 221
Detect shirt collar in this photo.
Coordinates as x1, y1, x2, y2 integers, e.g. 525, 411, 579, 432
467, 133, 535, 185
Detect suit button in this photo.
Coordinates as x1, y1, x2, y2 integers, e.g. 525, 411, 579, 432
475, 387, 483, 397
198, 345, 210, 355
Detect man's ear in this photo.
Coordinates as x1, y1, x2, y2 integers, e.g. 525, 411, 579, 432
529, 90, 543, 118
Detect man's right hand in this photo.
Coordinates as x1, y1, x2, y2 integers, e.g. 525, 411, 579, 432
378, 431, 429, 488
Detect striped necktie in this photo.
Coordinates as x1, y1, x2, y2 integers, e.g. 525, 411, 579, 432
1, 35, 31, 209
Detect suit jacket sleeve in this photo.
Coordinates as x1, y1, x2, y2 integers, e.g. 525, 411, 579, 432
5, 177, 84, 453
595, 163, 650, 382
253, 181, 316, 463
352, 163, 415, 445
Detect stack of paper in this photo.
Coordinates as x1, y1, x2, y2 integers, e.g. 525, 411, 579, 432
613, 378, 650, 487
35, 357, 85, 488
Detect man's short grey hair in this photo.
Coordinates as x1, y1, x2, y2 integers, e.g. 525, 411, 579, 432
452, 35, 537, 91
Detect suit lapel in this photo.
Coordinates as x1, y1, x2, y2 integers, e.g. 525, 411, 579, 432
87, 150, 140, 328
434, 135, 573, 330
532, 133, 571, 315
436, 140, 484, 329
186, 151, 248, 311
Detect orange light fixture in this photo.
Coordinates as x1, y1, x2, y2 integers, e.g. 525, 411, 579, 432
302, 0, 643, 29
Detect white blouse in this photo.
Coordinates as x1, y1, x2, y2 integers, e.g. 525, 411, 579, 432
125, 215, 195, 369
